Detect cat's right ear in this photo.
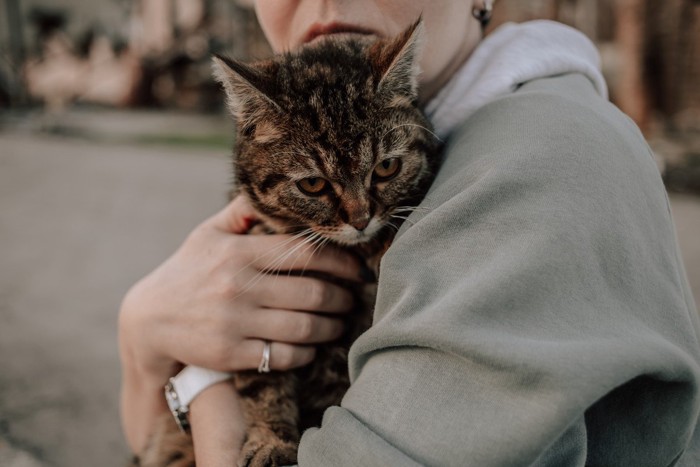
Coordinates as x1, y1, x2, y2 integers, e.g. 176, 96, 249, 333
368, 18, 424, 99
212, 55, 280, 121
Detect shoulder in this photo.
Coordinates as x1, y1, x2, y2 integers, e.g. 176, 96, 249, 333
428, 73, 666, 229
458, 72, 642, 149
381, 73, 691, 333
444, 72, 658, 184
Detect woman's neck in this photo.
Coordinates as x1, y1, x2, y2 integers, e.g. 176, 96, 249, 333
419, 26, 483, 105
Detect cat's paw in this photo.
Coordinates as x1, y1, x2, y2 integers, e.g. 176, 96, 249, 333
238, 440, 297, 467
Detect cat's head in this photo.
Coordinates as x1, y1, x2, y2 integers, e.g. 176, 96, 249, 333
213, 21, 439, 246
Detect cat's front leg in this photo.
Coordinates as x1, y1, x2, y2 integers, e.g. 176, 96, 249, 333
234, 371, 300, 467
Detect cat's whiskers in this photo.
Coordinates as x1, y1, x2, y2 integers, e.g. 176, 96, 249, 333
389, 214, 416, 226
382, 123, 443, 143
389, 205, 435, 226
239, 238, 314, 295
394, 205, 431, 212
267, 230, 330, 278
284, 231, 326, 280
240, 228, 312, 273
229, 230, 308, 286
236, 206, 426, 294
274, 232, 318, 281
298, 234, 332, 277
261, 232, 319, 276
385, 221, 400, 233
234, 229, 316, 296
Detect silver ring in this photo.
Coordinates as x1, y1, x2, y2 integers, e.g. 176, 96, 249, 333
258, 340, 271, 373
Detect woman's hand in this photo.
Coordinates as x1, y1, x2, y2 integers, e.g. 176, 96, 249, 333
119, 195, 364, 453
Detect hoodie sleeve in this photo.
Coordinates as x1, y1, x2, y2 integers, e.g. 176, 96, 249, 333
297, 74, 700, 467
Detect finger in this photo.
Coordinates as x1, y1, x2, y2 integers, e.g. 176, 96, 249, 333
208, 195, 261, 234
165, 329, 316, 373
255, 276, 354, 313
237, 340, 316, 371
247, 235, 364, 282
241, 309, 344, 344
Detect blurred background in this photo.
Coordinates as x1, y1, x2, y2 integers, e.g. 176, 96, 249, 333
0, 1, 698, 466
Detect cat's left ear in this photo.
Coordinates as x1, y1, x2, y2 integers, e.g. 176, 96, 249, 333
368, 18, 423, 99
212, 54, 280, 121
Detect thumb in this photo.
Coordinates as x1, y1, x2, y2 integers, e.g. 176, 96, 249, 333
208, 195, 261, 234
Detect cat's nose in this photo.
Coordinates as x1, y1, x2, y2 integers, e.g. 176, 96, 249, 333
341, 197, 371, 231
350, 217, 370, 231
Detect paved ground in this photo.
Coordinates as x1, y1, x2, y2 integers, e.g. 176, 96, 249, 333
0, 123, 699, 466
0, 131, 231, 466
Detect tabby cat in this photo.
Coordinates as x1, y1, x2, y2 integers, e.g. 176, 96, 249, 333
136, 20, 441, 467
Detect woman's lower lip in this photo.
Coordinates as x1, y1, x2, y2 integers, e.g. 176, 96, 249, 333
306, 31, 375, 46
303, 22, 378, 45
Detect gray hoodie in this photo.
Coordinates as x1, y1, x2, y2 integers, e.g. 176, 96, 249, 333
298, 22, 700, 466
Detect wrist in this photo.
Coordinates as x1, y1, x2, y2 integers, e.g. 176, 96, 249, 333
190, 381, 245, 467
164, 366, 232, 433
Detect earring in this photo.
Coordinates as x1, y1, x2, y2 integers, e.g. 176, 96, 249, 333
472, 0, 494, 27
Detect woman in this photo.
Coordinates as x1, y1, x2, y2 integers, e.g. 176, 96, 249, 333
120, 1, 700, 465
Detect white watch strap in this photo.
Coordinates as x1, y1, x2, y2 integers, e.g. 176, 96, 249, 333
170, 365, 231, 407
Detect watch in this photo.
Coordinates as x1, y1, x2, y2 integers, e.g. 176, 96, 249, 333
164, 365, 232, 432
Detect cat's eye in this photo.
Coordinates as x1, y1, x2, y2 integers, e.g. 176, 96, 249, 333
297, 177, 329, 196
373, 158, 401, 182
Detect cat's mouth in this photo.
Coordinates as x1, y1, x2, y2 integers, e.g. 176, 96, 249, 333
313, 217, 384, 246
303, 22, 376, 46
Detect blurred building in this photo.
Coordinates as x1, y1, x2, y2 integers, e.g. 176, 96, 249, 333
489, 0, 700, 192
491, 0, 700, 135
126, 0, 269, 109
1, 0, 699, 137
0, 0, 269, 111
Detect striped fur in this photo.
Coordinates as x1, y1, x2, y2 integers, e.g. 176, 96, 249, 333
140, 20, 441, 467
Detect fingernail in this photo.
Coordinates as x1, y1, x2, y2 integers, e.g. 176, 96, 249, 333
359, 265, 376, 283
